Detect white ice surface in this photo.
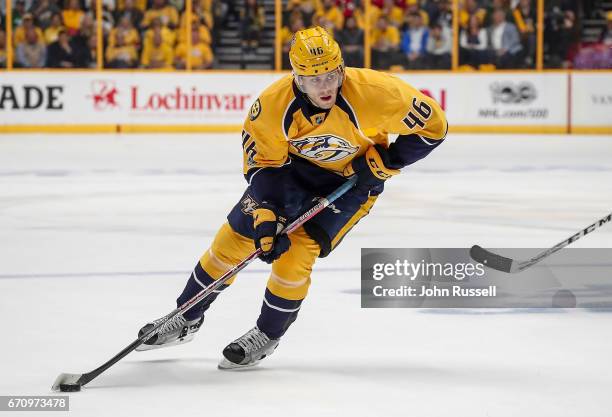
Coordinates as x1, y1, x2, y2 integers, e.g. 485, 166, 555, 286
0, 133, 611, 417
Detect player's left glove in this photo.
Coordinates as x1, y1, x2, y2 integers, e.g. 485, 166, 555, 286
253, 205, 291, 264
344, 144, 400, 190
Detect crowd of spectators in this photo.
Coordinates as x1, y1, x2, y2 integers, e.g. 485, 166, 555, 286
0, 0, 217, 69
279, 0, 607, 70
1, 0, 610, 70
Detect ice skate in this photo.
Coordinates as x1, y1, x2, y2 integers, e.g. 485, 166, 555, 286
136, 313, 204, 351
218, 326, 279, 370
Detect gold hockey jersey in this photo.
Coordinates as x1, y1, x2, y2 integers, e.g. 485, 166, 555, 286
241, 67, 447, 178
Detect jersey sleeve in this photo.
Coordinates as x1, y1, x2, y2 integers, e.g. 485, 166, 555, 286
241, 94, 291, 209
382, 77, 448, 140
379, 76, 448, 169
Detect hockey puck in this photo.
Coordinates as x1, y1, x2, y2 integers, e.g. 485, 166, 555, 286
552, 289, 576, 308
59, 383, 81, 392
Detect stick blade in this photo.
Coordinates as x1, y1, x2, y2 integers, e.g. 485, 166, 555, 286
470, 245, 515, 273
52, 373, 83, 392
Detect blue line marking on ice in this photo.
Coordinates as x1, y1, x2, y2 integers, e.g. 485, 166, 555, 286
0, 267, 360, 280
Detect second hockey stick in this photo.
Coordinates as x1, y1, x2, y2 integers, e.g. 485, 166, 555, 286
470, 211, 612, 273
51, 176, 357, 392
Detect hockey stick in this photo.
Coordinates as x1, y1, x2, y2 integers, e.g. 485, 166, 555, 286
470, 211, 612, 274
51, 176, 357, 392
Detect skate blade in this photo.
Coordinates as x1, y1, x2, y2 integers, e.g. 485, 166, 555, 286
217, 358, 261, 371
135, 334, 195, 352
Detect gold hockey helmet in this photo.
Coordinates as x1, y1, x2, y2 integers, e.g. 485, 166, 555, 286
289, 26, 344, 76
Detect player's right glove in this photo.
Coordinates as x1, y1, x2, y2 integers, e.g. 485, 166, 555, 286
344, 144, 400, 190
253, 204, 291, 264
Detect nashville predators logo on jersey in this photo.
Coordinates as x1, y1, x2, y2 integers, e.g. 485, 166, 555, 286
249, 99, 261, 121
289, 135, 358, 163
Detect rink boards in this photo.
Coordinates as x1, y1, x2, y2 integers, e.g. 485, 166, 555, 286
0, 71, 610, 134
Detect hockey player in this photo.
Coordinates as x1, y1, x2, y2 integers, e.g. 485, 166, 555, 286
137, 26, 448, 369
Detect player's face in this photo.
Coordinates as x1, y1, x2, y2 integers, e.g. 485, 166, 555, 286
299, 68, 342, 109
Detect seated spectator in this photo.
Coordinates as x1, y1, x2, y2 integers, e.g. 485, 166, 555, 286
175, 26, 213, 69
179, 1, 213, 39
460, 13, 488, 67
312, 14, 336, 37
484, 0, 511, 26
378, 0, 403, 28
113, 0, 144, 31
0, 30, 6, 68
335, 14, 363, 67
544, 7, 577, 68
108, 15, 140, 47
286, 0, 321, 27
426, 21, 451, 69
46, 27, 76, 67
315, 0, 344, 31
435, 0, 453, 29
14, 13, 44, 46
178, 18, 212, 45
142, 0, 179, 30
16, 27, 46, 67
62, 0, 84, 35
106, 30, 138, 67
512, 0, 536, 67
116, 0, 146, 13
70, 14, 95, 67
488, 7, 523, 68
371, 15, 400, 69
11, 0, 29, 28
44, 12, 63, 43
240, 0, 265, 51
141, 31, 174, 68
403, 0, 430, 28
460, 0, 486, 29
143, 17, 176, 49
31, 0, 62, 29
600, 11, 612, 46
401, 11, 429, 69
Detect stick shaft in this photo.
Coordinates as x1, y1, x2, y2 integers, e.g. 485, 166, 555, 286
73, 177, 357, 387
516, 211, 612, 270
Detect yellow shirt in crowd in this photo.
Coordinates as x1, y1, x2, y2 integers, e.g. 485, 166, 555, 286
142, 6, 180, 28
108, 28, 141, 47
143, 26, 177, 49
177, 18, 212, 44
62, 9, 84, 31
141, 43, 174, 68
371, 26, 400, 47
116, 0, 147, 12
315, 6, 344, 30
13, 26, 44, 46
175, 42, 213, 68
106, 44, 138, 63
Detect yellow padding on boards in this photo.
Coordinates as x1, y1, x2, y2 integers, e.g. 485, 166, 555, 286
267, 227, 320, 301
199, 222, 255, 286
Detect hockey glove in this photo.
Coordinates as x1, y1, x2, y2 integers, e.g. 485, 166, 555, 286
344, 144, 400, 190
253, 205, 291, 264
